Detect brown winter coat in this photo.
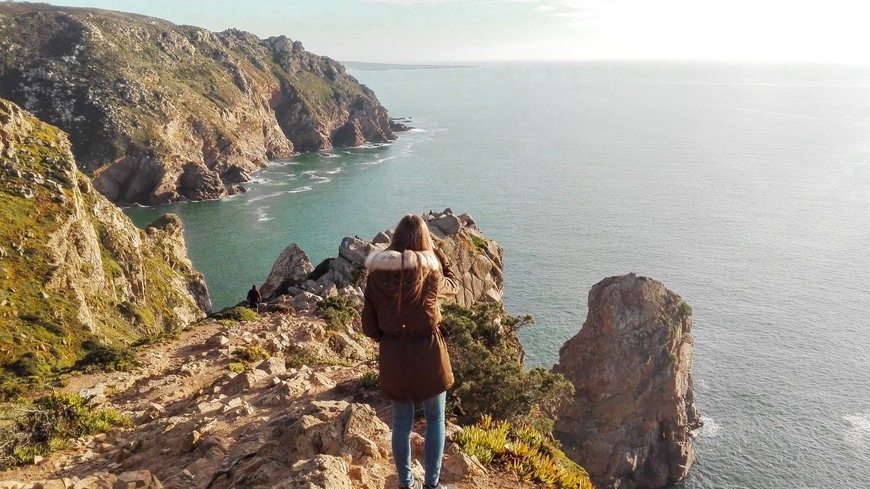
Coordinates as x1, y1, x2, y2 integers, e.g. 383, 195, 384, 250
361, 249, 459, 403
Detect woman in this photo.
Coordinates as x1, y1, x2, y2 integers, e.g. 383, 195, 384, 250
362, 214, 458, 489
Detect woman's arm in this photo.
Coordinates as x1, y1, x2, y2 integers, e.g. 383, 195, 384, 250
435, 249, 459, 297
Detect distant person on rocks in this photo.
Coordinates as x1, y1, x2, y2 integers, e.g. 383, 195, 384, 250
246, 284, 261, 311
362, 214, 458, 489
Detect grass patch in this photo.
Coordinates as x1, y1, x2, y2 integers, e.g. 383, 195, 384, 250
213, 306, 258, 323
457, 415, 593, 489
5, 353, 45, 378
129, 328, 180, 348
284, 344, 348, 369
73, 342, 139, 373
466, 231, 489, 255
0, 392, 132, 469
231, 345, 270, 364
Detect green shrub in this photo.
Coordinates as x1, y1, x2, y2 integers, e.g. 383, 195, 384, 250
74, 343, 138, 373
0, 392, 132, 468
359, 371, 379, 390
231, 345, 270, 364
315, 296, 360, 331
6, 353, 43, 378
227, 362, 245, 373
285, 345, 322, 369
457, 415, 593, 489
214, 306, 258, 323
262, 303, 294, 315
441, 302, 573, 432
466, 231, 489, 255
0, 376, 25, 401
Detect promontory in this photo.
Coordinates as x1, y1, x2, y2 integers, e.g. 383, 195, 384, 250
0, 3, 402, 204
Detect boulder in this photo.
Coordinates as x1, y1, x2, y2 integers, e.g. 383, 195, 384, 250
553, 273, 702, 489
257, 356, 287, 376
274, 401, 390, 463
284, 454, 353, 489
260, 244, 314, 298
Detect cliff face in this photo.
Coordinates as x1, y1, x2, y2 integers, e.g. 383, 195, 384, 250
0, 98, 210, 371
0, 4, 397, 204
553, 273, 702, 489
258, 209, 503, 311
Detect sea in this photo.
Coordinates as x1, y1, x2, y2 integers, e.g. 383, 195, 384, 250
125, 61, 870, 488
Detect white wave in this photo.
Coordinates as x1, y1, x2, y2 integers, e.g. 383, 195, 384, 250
288, 186, 312, 194
358, 142, 392, 149
248, 178, 276, 185
255, 207, 271, 222
844, 413, 870, 445
303, 172, 331, 183
698, 415, 720, 437
244, 191, 284, 203
323, 168, 343, 175
268, 159, 298, 167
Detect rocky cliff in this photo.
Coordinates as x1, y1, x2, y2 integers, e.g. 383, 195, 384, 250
553, 273, 702, 489
0, 212, 536, 489
258, 209, 503, 312
0, 3, 401, 204
0, 98, 210, 373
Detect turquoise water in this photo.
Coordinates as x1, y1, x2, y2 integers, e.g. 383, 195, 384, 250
125, 62, 870, 488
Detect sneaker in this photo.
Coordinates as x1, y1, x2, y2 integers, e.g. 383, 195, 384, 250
423, 482, 451, 489
399, 479, 422, 489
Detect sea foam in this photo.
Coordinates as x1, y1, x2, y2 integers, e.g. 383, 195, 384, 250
844, 413, 870, 445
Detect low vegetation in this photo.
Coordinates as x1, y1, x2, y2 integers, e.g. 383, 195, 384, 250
441, 302, 573, 432
439, 302, 588, 487
231, 345, 270, 365
213, 306, 259, 323
0, 392, 131, 469
73, 341, 139, 373
315, 296, 360, 332
457, 415, 593, 489
358, 371, 380, 390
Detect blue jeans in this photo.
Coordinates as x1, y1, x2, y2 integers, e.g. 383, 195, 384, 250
391, 391, 446, 487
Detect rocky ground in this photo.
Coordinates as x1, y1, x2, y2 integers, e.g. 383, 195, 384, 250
0, 310, 536, 489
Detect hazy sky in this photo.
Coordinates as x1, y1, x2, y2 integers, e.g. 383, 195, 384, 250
41, 0, 870, 64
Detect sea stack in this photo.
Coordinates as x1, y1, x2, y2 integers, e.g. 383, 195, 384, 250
553, 273, 702, 489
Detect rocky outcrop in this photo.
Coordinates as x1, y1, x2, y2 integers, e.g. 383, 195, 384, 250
553, 273, 702, 489
259, 209, 503, 310
258, 244, 313, 299
0, 98, 209, 371
0, 312, 487, 488
0, 4, 401, 204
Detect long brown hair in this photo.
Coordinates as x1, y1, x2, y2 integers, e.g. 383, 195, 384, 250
387, 214, 433, 253
387, 214, 434, 312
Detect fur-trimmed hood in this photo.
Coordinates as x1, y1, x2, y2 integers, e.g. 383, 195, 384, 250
364, 249, 441, 272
